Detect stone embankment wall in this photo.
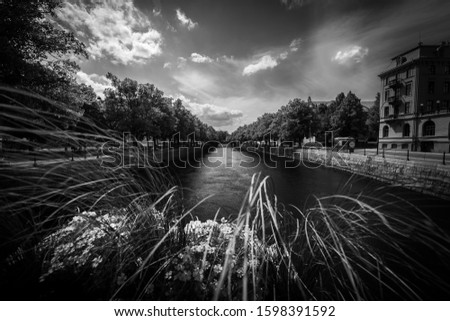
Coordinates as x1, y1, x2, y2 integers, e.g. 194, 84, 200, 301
256, 146, 450, 200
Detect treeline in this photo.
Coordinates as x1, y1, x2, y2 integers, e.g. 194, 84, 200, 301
0, 0, 227, 148
230, 93, 380, 145
98, 74, 229, 145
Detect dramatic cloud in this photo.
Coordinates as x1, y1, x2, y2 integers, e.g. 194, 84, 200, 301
57, 0, 162, 65
75, 71, 111, 97
190, 53, 213, 63
243, 55, 278, 76
176, 9, 198, 30
332, 45, 369, 65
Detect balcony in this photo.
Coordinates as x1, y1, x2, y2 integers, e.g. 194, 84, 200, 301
387, 96, 401, 105
388, 79, 403, 88
385, 113, 400, 124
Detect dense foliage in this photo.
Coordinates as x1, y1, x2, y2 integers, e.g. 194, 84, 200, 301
231, 92, 379, 145
102, 74, 226, 144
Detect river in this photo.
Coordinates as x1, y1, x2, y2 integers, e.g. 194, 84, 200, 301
172, 147, 450, 225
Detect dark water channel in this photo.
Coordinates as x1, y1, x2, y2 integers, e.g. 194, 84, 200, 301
172, 147, 450, 225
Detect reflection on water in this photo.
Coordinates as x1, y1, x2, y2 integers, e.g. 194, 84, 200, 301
172, 147, 450, 224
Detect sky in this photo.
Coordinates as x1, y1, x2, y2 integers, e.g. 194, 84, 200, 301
56, 0, 450, 131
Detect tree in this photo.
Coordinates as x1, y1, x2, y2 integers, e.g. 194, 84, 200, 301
0, 0, 87, 87
277, 99, 319, 143
103, 73, 175, 142
216, 130, 229, 142
256, 113, 275, 145
330, 91, 367, 139
0, 0, 93, 147
366, 93, 380, 140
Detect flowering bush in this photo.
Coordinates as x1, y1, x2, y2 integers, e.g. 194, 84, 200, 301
37, 207, 165, 294
37, 208, 281, 300
162, 218, 277, 300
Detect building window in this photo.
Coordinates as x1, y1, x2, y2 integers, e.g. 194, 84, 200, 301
403, 123, 410, 137
391, 144, 398, 149
382, 143, 388, 149
384, 106, 389, 117
394, 105, 399, 115
384, 90, 389, 101
405, 83, 412, 96
401, 143, 409, 149
425, 100, 433, 113
404, 102, 411, 114
429, 65, 436, 74
383, 125, 389, 137
407, 68, 415, 78
428, 81, 435, 94
445, 65, 450, 75
444, 81, 450, 94
423, 121, 435, 136
443, 100, 450, 112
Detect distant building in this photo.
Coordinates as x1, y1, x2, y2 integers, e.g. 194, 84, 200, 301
378, 42, 450, 152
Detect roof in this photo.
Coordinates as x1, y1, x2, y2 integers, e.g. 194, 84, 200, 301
378, 60, 415, 78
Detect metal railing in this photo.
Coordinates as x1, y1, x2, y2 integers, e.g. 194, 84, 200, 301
353, 148, 450, 165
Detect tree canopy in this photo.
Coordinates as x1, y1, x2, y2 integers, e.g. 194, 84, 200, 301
231, 91, 375, 145
0, 0, 87, 87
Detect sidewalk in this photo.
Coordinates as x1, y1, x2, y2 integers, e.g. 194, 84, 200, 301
0, 155, 102, 169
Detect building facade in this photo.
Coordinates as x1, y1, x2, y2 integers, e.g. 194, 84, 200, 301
378, 42, 450, 152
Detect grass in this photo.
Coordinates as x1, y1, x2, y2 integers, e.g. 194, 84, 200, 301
1, 87, 450, 300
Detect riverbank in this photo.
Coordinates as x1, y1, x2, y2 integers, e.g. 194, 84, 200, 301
250, 146, 450, 200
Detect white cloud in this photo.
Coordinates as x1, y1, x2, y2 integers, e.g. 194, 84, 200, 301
75, 71, 112, 97
57, 0, 162, 65
243, 55, 278, 76
188, 102, 243, 127
279, 52, 289, 60
332, 45, 369, 65
289, 38, 302, 52
190, 53, 213, 63
163, 62, 172, 69
176, 9, 198, 30
172, 94, 243, 128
